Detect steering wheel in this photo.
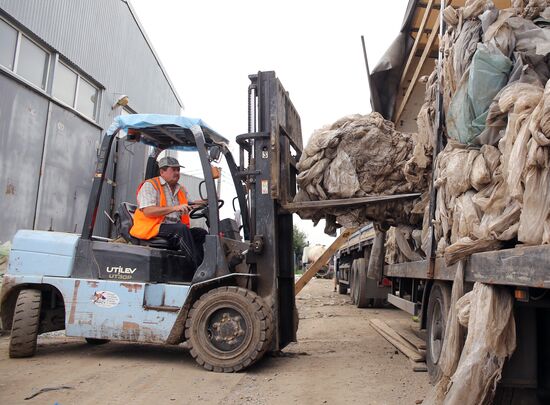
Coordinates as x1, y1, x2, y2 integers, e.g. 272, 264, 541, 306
189, 200, 224, 219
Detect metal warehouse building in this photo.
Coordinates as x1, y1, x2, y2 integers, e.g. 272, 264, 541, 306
0, 0, 184, 242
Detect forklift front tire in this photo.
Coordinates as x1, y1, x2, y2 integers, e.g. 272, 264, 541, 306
185, 286, 274, 372
9, 289, 42, 358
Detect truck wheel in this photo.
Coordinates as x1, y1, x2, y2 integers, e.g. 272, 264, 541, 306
338, 282, 348, 295
350, 261, 358, 304
426, 282, 451, 383
372, 298, 387, 308
185, 286, 274, 372
85, 338, 110, 345
9, 289, 42, 358
355, 258, 370, 308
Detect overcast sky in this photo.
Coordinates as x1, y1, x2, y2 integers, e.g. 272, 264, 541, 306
130, 0, 408, 246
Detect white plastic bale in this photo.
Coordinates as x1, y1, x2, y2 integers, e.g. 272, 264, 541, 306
513, 0, 549, 19
470, 153, 491, 190
463, 0, 494, 20
443, 283, 516, 404
295, 112, 428, 230
443, 147, 478, 198
323, 150, 360, 198
518, 165, 550, 244
483, 9, 516, 57
453, 20, 482, 84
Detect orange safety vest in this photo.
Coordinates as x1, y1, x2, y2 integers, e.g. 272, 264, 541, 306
130, 177, 190, 240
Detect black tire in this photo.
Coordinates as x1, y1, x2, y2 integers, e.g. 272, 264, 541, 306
293, 305, 299, 338
426, 282, 451, 383
85, 338, 110, 345
185, 286, 274, 372
372, 298, 387, 308
338, 282, 348, 295
355, 258, 370, 308
350, 261, 357, 304
9, 289, 42, 358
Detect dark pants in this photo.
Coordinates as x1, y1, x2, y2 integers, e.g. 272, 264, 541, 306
158, 224, 207, 268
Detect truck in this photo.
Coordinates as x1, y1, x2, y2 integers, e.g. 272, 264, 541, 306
334, 224, 391, 307
0, 71, 302, 372
352, 1, 550, 402
288, 1, 550, 402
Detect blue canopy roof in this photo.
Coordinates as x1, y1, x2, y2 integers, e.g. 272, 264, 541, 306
106, 114, 229, 150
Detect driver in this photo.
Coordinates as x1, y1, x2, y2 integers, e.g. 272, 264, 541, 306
130, 156, 207, 268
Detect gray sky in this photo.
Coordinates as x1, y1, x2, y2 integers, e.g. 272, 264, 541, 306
130, 0, 408, 246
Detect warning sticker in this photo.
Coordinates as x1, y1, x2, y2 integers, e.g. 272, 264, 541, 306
92, 291, 120, 308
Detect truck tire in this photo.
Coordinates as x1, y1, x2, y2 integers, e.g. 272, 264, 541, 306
350, 261, 358, 304
9, 289, 42, 358
185, 286, 274, 372
354, 258, 370, 308
85, 338, 110, 345
338, 282, 348, 295
372, 298, 387, 308
426, 282, 451, 383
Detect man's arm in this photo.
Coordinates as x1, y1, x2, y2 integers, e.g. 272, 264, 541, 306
142, 204, 189, 218
137, 181, 190, 218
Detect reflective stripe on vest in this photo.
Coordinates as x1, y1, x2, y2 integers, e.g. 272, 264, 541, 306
129, 177, 190, 240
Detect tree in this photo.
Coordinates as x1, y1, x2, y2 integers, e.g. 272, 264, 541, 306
292, 225, 307, 258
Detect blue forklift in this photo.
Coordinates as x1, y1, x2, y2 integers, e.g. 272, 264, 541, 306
0, 71, 302, 372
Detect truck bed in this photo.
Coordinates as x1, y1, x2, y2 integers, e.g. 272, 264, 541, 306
385, 244, 550, 289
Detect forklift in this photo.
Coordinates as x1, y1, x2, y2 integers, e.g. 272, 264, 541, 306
0, 71, 302, 372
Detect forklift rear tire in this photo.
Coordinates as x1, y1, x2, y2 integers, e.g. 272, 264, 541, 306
185, 286, 274, 372
426, 281, 451, 383
9, 289, 42, 358
85, 338, 110, 345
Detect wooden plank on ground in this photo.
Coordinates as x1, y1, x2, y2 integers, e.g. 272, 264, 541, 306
370, 319, 424, 362
295, 227, 357, 295
410, 359, 428, 372
389, 322, 427, 351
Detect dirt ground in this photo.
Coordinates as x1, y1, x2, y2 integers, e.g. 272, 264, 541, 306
0, 278, 429, 405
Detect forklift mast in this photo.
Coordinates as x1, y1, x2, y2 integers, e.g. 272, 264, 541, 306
237, 71, 303, 350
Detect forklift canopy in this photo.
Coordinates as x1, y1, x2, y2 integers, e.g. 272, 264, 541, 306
106, 114, 229, 150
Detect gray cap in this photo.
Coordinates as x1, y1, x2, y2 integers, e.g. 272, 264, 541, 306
158, 156, 184, 169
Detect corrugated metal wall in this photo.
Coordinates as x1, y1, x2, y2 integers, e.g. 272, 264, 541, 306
0, 0, 181, 121
0, 0, 183, 241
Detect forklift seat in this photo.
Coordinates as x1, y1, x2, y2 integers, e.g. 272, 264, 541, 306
114, 202, 171, 249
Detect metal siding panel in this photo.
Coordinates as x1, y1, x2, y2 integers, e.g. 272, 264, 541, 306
0, 0, 182, 128
0, 73, 48, 242
35, 104, 101, 234
113, 140, 147, 211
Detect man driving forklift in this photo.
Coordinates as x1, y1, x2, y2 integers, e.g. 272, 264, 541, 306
130, 155, 207, 268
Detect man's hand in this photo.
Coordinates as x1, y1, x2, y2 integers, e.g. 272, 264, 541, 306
173, 204, 190, 215
189, 199, 208, 208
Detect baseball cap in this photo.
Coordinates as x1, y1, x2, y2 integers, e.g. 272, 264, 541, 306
158, 156, 184, 169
